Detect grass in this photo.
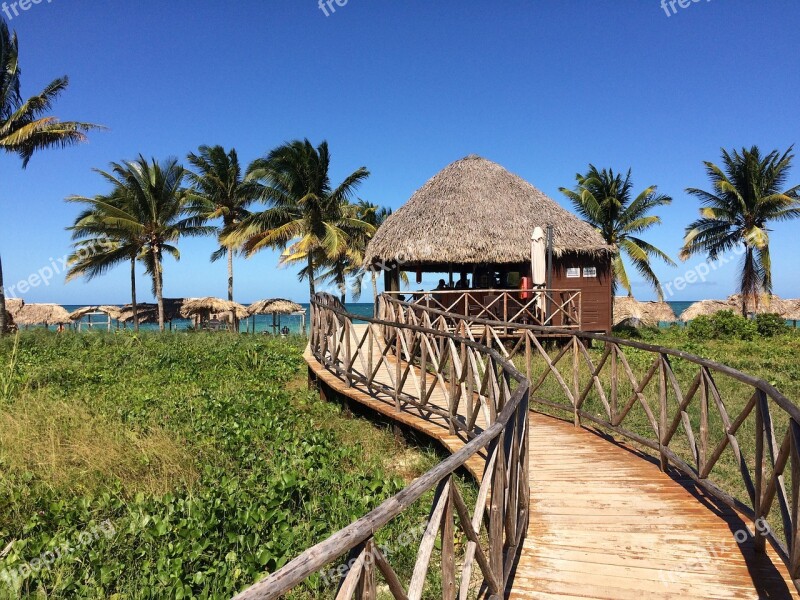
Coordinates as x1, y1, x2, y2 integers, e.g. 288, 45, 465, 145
0, 330, 459, 599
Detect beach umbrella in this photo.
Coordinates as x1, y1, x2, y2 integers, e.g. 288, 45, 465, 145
531, 226, 546, 312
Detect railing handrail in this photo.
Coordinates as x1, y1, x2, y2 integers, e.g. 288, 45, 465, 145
381, 294, 799, 420
383, 288, 583, 294
234, 293, 530, 599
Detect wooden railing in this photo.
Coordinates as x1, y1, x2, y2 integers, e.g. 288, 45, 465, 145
233, 293, 530, 599
381, 294, 800, 591
383, 289, 582, 331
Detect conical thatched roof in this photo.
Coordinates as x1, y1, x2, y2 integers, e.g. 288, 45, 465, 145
181, 298, 248, 319
613, 297, 677, 327
6, 298, 23, 318
14, 303, 72, 326
781, 300, 800, 321
679, 299, 735, 322
248, 299, 304, 316
363, 155, 613, 269
69, 306, 99, 321
96, 305, 124, 321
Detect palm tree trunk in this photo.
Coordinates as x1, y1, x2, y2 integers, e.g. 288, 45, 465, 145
227, 247, 234, 302
153, 250, 165, 332
307, 253, 316, 300
741, 247, 756, 317
130, 257, 139, 332
0, 254, 7, 336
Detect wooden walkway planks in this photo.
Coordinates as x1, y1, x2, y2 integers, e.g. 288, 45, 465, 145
306, 323, 799, 599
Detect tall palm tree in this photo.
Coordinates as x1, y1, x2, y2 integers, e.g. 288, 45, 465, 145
65, 191, 144, 330
0, 18, 101, 334
681, 146, 800, 316
224, 139, 372, 300
560, 166, 675, 300
69, 156, 211, 331
186, 145, 261, 301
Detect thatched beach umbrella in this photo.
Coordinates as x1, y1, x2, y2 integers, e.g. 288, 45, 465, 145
780, 300, 800, 326
68, 306, 98, 321
3, 298, 22, 332
14, 303, 72, 328
181, 297, 248, 331
679, 299, 734, 322
363, 155, 613, 272
613, 297, 677, 327
6, 298, 23, 318
248, 299, 305, 335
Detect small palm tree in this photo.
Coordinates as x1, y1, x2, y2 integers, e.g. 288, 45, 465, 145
186, 145, 261, 301
0, 19, 101, 334
224, 139, 372, 300
69, 156, 211, 331
66, 190, 144, 330
560, 166, 675, 300
681, 146, 800, 316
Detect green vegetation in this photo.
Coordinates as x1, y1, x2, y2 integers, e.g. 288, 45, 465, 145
686, 310, 792, 341
0, 332, 443, 599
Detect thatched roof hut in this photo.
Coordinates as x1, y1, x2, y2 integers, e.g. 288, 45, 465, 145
613, 297, 677, 327
181, 298, 248, 320
780, 299, 800, 321
363, 155, 613, 270
14, 303, 72, 327
248, 299, 304, 316
6, 298, 23, 318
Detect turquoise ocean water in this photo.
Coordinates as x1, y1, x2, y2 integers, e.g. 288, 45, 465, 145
50, 301, 695, 333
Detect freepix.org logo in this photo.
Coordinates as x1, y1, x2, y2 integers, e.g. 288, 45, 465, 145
2, 0, 53, 21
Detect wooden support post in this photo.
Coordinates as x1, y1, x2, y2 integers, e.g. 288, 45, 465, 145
572, 337, 580, 427
344, 319, 352, 388
394, 331, 402, 411
754, 390, 766, 552
658, 355, 668, 472
441, 485, 456, 600
489, 440, 505, 587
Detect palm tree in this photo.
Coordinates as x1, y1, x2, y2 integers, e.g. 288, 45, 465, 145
185, 145, 261, 301
66, 191, 144, 330
316, 200, 395, 303
681, 146, 800, 316
69, 156, 211, 331
0, 18, 101, 334
560, 166, 675, 300
224, 139, 372, 300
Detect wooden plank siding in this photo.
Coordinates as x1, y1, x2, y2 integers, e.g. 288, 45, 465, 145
551, 254, 613, 333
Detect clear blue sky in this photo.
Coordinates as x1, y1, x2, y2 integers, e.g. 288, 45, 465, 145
3, 0, 799, 304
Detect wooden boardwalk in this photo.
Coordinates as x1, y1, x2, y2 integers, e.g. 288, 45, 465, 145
306, 323, 799, 599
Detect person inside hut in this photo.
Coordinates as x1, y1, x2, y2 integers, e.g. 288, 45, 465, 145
435, 279, 448, 290
455, 275, 469, 290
